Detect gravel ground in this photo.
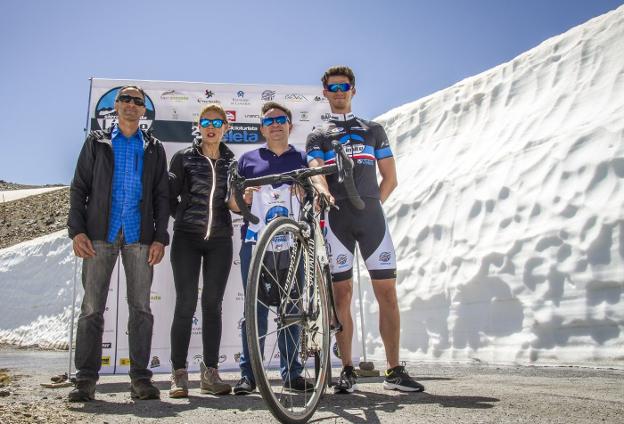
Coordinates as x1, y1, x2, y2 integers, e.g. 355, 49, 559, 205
0, 347, 622, 424
0, 187, 69, 249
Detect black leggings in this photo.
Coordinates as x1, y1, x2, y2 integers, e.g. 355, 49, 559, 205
170, 232, 232, 369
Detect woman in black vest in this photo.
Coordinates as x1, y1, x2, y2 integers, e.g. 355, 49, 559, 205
168, 104, 235, 397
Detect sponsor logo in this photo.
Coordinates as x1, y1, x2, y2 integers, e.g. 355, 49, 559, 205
223, 123, 264, 144
379, 252, 392, 262
198, 89, 220, 104
171, 108, 179, 120
226, 110, 237, 122
299, 111, 310, 121
218, 354, 227, 363
150, 291, 161, 301
320, 113, 331, 121
233, 258, 241, 265
284, 93, 308, 102
271, 191, 281, 201
229, 90, 251, 106
314, 96, 327, 102
330, 127, 344, 134
336, 254, 348, 265
160, 89, 189, 102
332, 342, 341, 359
93, 86, 155, 131
344, 143, 365, 155
192, 315, 202, 335
150, 356, 160, 368
101, 356, 111, 366
193, 354, 203, 363
265, 206, 289, 224
244, 113, 260, 120
102, 342, 112, 349
234, 352, 241, 363
119, 358, 131, 366
261, 90, 276, 101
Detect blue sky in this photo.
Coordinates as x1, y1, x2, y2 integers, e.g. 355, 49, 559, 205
1, 0, 622, 184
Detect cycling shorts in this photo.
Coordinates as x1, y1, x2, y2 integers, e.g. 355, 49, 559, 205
325, 197, 397, 281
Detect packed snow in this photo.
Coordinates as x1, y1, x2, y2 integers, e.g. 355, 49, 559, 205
370, 5, 624, 367
0, 187, 66, 203
1, 6, 623, 368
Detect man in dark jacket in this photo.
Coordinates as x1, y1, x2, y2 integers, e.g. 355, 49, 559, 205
67, 85, 169, 402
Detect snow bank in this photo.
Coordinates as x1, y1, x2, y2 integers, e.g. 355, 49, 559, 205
366, 5, 624, 366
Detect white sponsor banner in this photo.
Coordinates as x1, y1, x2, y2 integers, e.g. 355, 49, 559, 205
86, 78, 361, 374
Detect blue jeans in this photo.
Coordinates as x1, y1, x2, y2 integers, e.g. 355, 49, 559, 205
239, 242, 303, 383
74, 236, 154, 382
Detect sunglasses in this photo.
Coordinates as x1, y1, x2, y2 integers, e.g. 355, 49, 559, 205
199, 118, 225, 128
326, 83, 352, 93
116, 94, 146, 107
261, 115, 290, 126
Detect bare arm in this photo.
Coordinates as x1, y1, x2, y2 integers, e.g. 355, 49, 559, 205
308, 158, 334, 204
378, 157, 398, 204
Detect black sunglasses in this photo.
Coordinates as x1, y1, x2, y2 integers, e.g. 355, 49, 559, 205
117, 94, 146, 107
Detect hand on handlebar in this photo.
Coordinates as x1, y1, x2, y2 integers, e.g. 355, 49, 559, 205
244, 186, 260, 205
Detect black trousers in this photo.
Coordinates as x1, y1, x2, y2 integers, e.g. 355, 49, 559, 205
170, 231, 233, 369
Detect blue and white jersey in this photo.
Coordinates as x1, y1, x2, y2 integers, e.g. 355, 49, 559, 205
244, 184, 300, 251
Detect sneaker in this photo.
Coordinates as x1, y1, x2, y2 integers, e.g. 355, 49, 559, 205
383, 365, 425, 392
130, 378, 160, 400
233, 376, 256, 395
200, 362, 231, 395
169, 368, 189, 398
68, 379, 96, 402
283, 376, 314, 392
334, 365, 358, 394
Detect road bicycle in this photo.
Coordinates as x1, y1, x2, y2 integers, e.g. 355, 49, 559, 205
229, 141, 363, 423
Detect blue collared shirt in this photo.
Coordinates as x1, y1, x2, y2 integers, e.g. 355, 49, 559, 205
106, 125, 144, 244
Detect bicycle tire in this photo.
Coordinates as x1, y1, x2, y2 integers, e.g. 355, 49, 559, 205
246, 217, 331, 424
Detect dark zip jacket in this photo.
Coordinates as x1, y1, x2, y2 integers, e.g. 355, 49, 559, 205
168, 139, 235, 239
67, 127, 170, 246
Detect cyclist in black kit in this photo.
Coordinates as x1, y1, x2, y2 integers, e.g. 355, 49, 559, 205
306, 65, 425, 394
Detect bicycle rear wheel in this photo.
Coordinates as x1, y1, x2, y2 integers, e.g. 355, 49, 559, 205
246, 217, 331, 424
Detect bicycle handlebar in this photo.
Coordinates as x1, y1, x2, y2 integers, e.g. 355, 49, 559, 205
229, 141, 364, 225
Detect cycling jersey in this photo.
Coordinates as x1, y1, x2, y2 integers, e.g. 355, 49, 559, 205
245, 184, 300, 250
305, 112, 393, 200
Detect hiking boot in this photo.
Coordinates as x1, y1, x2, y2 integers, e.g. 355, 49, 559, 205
383, 365, 425, 392
200, 362, 231, 395
169, 368, 189, 398
283, 376, 314, 392
130, 378, 160, 400
233, 376, 256, 395
68, 379, 95, 402
334, 365, 358, 394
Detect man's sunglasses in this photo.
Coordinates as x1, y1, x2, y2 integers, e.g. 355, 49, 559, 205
326, 83, 352, 93
116, 94, 146, 107
199, 118, 225, 128
261, 115, 289, 126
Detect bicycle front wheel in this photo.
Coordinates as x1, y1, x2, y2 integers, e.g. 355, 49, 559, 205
246, 217, 331, 424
